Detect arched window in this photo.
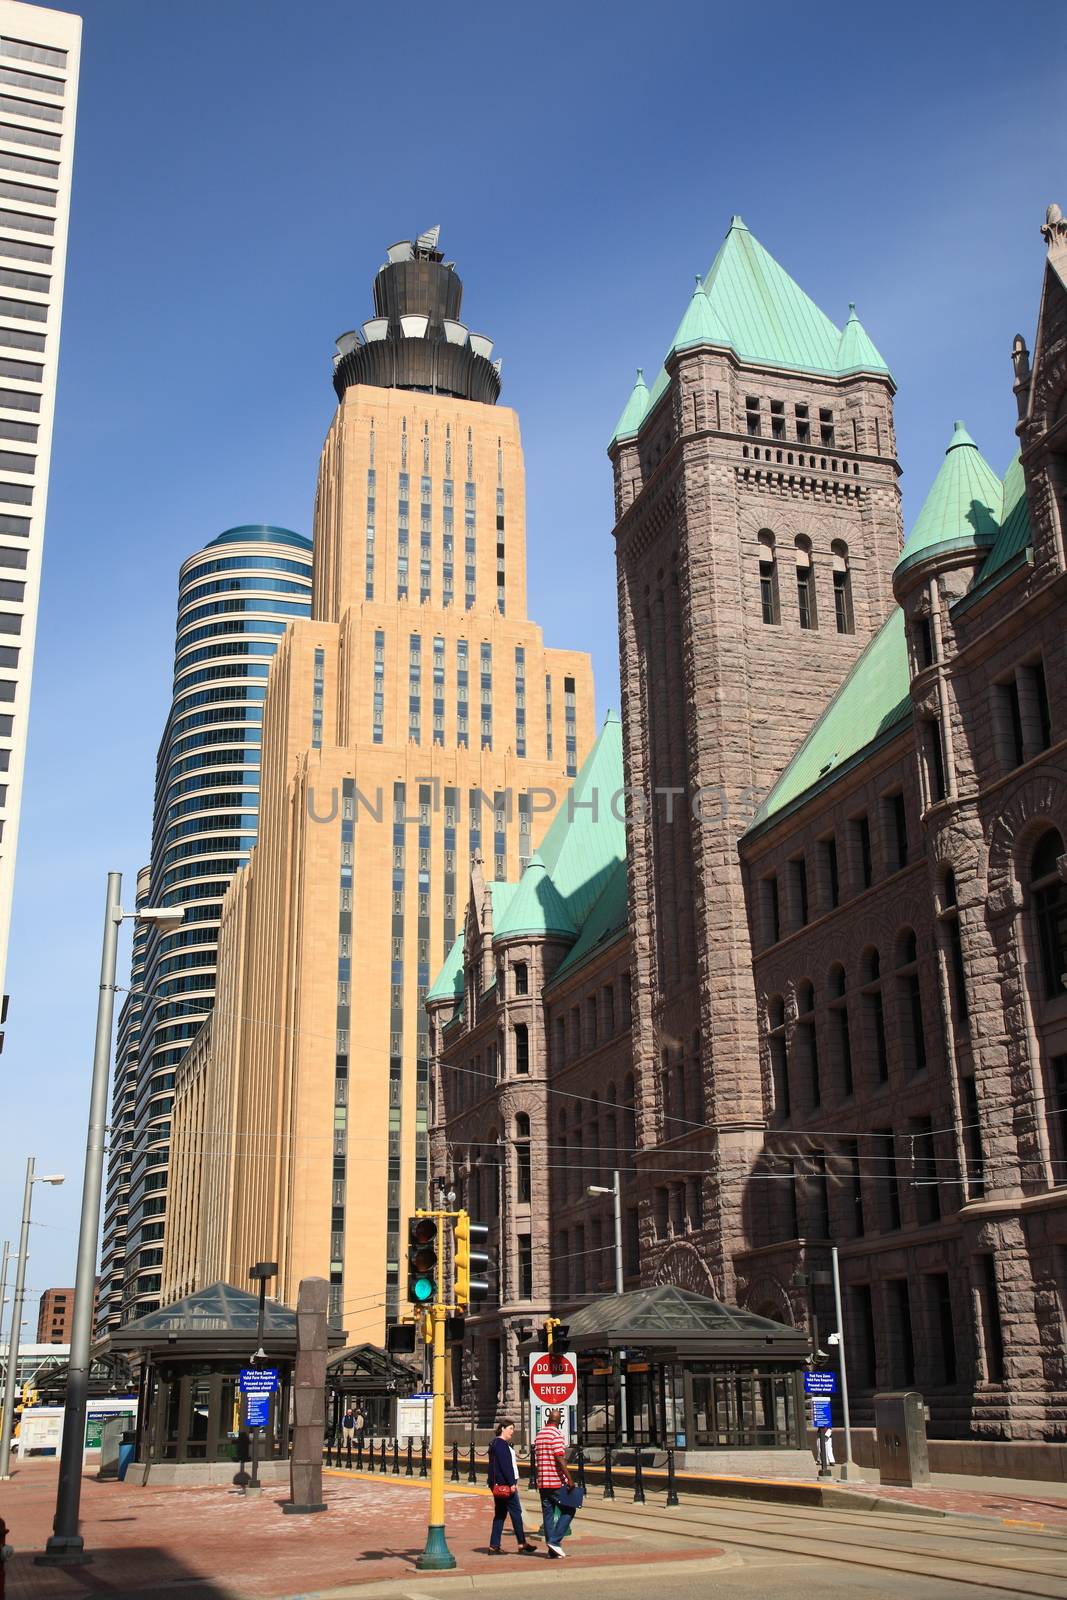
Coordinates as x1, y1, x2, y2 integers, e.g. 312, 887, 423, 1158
1031, 829, 1067, 1000
895, 926, 926, 1071
758, 531, 780, 625
832, 540, 853, 634
767, 994, 790, 1119
828, 963, 853, 1095
796, 980, 820, 1107
795, 537, 816, 629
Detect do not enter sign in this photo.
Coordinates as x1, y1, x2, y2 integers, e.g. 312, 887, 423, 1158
528, 1351, 577, 1408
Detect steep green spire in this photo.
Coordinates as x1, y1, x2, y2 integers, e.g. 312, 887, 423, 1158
896, 420, 1003, 579
610, 367, 650, 444
836, 303, 890, 377
492, 852, 577, 942
702, 216, 845, 374
669, 275, 731, 355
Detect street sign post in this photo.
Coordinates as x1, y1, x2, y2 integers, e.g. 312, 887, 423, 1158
528, 1350, 578, 1444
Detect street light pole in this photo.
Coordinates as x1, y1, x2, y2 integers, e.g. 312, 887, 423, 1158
246, 1261, 277, 1497
830, 1245, 853, 1481
0, 1159, 35, 1479
1, 1162, 64, 1479
0, 1239, 9, 1346
40, 872, 183, 1565
586, 1169, 628, 1444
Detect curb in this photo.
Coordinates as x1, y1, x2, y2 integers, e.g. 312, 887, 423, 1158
289, 1552, 737, 1599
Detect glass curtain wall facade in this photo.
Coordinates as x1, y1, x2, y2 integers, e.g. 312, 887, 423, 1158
116, 526, 312, 1322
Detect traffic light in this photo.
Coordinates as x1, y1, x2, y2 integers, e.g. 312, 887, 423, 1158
387, 1322, 417, 1355
453, 1212, 490, 1309
539, 1317, 570, 1352
407, 1214, 440, 1304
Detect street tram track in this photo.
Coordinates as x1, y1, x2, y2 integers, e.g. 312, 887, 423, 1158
578, 1495, 1067, 1597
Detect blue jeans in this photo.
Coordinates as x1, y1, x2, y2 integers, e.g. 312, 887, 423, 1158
540, 1489, 575, 1544
490, 1489, 526, 1547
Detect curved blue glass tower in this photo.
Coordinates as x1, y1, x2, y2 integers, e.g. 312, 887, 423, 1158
114, 526, 313, 1323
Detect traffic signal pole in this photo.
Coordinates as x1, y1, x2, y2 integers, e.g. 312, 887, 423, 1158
416, 1303, 455, 1571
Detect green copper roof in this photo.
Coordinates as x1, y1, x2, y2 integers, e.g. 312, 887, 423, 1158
977, 453, 1033, 582
895, 421, 1002, 579
426, 881, 516, 1004
748, 608, 911, 831
612, 217, 893, 445
836, 304, 890, 376
551, 855, 629, 984
493, 852, 577, 942
529, 710, 626, 929
611, 368, 651, 444
670, 277, 732, 356
426, 934, 464, 1002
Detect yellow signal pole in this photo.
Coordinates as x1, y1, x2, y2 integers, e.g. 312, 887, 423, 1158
416, 1223, 456, 1571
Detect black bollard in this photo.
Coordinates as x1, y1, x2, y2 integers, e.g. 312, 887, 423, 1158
393, 1437, 400, 1474
380, 1437, 387, 1473
406, 1438, 414, 1476
665, 1447, 679, 1507
467, 1441, 477, 1483
368, 1436, 376, 1472
576, 1443, 587, 1492
633, 1446, 646, 1504
345, 1438, 352, 1471
450, 1442, 460, 1482
602, 1444, 615, 1499
420, 1436, 428, 1478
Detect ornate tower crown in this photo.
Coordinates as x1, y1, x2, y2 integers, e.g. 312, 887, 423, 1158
331, 226, 502, 405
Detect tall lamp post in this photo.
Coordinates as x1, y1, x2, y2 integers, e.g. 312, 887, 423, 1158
586, 1169, 629, 1443
39, 872, 183, 1565
246, 1260, 278, 1495
0, 1159, 65, 1477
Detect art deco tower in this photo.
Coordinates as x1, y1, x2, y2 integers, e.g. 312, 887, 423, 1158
164, 230, 594, 1336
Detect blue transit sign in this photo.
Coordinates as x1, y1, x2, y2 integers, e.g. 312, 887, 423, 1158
239, 1366, 279, 1395
811, 1397, 833, 1428
245, 1392, 271, 1428
804, 1370, 836, 1395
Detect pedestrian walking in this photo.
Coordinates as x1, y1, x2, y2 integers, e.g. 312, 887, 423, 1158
341, 1407, 357, 1449
487, 1420, 538, 1554
353, 1406, 366, 1440
533, 1406, 582, 1558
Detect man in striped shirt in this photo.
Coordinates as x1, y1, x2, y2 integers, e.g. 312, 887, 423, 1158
533, 1407, 576, 1558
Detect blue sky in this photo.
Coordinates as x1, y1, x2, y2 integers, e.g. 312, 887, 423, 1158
2, 0, 1064, 1300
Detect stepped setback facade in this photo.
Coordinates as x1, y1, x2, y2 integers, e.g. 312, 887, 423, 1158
162, 230, 594, 1337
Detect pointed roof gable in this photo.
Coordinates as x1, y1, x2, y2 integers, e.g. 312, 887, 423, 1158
427, 933, 464, 1002
669, 276, 732, 356
895, 421, 1002, 579
748, 608, 912, 832
529, 709, 626, 931
610, 368, 650, 445
493, 852, 577, 942
977, 453, 1034, 582
550, 854, 629, 983
836, 303, 890, 377
701, 215, 846, 375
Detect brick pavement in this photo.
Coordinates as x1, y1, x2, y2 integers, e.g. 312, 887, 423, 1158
0, 1460, 719, 1599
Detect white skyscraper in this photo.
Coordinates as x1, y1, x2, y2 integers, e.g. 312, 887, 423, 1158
0, 2, 80, 1011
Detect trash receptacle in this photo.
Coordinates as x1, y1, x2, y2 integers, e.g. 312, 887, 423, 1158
873, 1391, 929, 1486
117, 1430, 136, 1482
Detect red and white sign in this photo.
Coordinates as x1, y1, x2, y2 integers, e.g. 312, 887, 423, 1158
528, 1351, 578, 1408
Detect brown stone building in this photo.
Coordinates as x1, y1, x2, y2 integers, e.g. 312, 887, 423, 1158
430, 209, 1067, 1441
36, 1287, 74, 1345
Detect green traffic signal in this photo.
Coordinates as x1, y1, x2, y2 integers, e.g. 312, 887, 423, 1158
407, 1214, 439, 1304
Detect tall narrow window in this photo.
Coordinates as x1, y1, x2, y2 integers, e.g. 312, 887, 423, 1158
517, 1234, 533, 1298
911, 1115, 940, 1223
770, 398, 785, 440
758, 530, 779, 625
514, 1023, 529, 1075
852, 1283, 876, 1384
1025, 657, 1053, 751
1048, 1056, 1067, 1184
830, 964, 853, 1098
896, 928, 926, 1072
792, 854, 809, 926
887, 1278, 915, 1384
941, 870, 969, 1022
822, 835, 840, 909
1031, 829, 1067, 1000
962, 1075, 985, 1198
831, 541, 853, 634
797, 981, 819, 1108
794, 402, 811, 445
887, 790, 909, 871
745, 394, 761, 435
995, 674, 1026, 769
853, 814, 873, 890
819, 406, 835, 447
795, 536, 816, 629
513, 961, 528, 996
878, 1128, 901, 1230
915, 614, 935, 668
925, 717, 947, 803
978, 1254, 1005, 1382
844, 1137, 864, 1235
929, 1273, 957, 1384
515, 1113, 532, 1204
767, 995, 789, 1119
764, 873, 781, 944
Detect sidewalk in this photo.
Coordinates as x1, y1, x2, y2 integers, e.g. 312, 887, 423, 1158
0, 1459, 723, 1600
